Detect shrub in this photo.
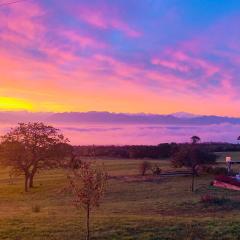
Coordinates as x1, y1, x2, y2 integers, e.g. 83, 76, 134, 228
211, 167, 228, 175
32, 204, 41, 213
200, 165, 214, 174
151, 164, 162, 175
139, 161, 152, 176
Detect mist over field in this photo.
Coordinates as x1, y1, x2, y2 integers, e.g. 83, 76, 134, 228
23, 123, 240, 145
1, 122, 240, 145
1, 111, 240, 144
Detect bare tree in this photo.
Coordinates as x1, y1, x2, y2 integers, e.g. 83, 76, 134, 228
0, 122, 69, 192
68, 161, 107, 240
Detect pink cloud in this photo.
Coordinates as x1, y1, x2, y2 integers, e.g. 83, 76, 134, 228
62, 30, 108, 49
77, 5, 141, 38
93, 54, 141, 78
152, 58, 189, 72
0, 2, 46, 46
172, 51, 219, 77
153, 50, 219, 78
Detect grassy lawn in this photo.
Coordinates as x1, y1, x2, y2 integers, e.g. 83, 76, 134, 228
0, 153, 240, 240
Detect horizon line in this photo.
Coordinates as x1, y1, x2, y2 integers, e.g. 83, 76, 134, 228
0, 109, 239, 119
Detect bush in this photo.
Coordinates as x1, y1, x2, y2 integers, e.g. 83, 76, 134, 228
200, 165, 214, 174
200, 166, 227, 175
139, 161, 152, 176
211, 167, 228, 176
151, 164, 162, 175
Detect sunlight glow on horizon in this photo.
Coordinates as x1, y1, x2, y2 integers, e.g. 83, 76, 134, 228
0, 97, 33, 111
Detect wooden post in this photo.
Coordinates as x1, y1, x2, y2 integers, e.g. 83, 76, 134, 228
226, 156, 232, 175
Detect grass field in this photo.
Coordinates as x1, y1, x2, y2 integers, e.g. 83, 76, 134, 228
0, 152, 240, 240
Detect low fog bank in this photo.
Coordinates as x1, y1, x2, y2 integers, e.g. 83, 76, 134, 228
0, 122, 240, 145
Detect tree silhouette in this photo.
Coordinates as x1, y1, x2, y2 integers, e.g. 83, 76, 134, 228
0, 122, 69, 192
191, 136, 201, 144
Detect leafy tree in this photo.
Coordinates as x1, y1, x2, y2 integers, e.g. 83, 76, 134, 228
68, 161, 107, 240
172, 142, 217, 192
191, 136, 201, 144
0, 122, 69, 192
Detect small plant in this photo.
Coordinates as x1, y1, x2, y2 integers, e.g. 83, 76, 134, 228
32, 204, 41, 213
139, 161, 152, 176
68, 161, 107, 240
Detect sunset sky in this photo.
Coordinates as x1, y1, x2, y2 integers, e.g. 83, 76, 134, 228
1, 0, 240, 116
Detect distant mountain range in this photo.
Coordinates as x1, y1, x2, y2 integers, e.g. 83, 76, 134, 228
0, 111, 240, 125
0, 111, 52, 123
170, 112, 200, 119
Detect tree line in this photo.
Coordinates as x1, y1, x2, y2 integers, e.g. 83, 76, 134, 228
76, 144, 175, 159
74, 142, 240, 159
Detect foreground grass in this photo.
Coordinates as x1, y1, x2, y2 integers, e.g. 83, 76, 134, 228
0, 155, 240, 239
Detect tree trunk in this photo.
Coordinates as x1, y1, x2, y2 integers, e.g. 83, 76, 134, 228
86, 204, 90, 240
29, 167, 37, 188
191, 172, 194, 192
29, 174, 34, 188
191, 168, 195, 192
24, 174, 29, 192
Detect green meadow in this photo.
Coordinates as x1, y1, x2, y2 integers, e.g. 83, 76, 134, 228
0, 152, 240, 240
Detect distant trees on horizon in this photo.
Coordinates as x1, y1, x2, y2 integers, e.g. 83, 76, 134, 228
72, 142, 240, 160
